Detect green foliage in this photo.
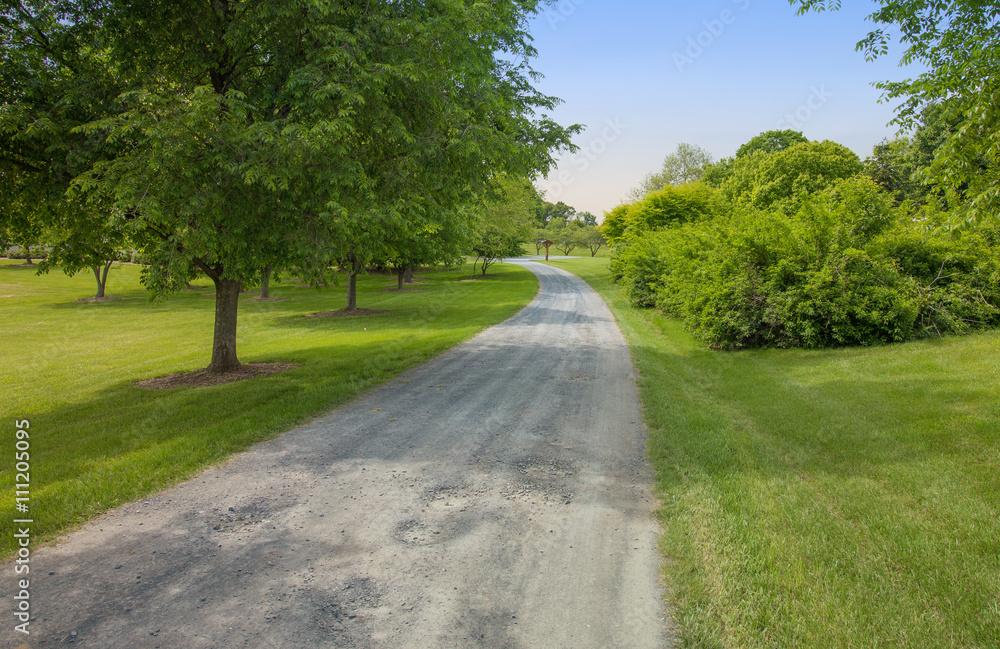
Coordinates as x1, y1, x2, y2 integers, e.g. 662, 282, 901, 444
735, 129, 809, 158
4, 246, 46, 261
627, 182, 721, 231
864, 105, 966, 206
470, 176, 536, 273
4, 0, 577, 369
793, 0, 1000, 224
538, 200, 577, 226
0, 0, 122, 280
546, 218, 585, 255
609, 231, 675, 308
581, 225, 606, 256
601, 203, 631, 245
612, 176, 1000, 349
722, 140, 863, 212
700, 156, 735, 188
605, 182, 723, 247
629, 143, 714, 200
864, 137, 919, 201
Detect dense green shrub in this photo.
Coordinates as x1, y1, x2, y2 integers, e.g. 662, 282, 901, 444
721, 141, 863, 213
608, 232, 671, 308
602, 182, 722, 245
612, 176, 1000, 349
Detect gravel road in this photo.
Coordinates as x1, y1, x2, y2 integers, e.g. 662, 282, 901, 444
3, 261, 671, 648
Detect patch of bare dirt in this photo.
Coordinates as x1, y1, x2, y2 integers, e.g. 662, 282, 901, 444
74, 296, 126, 303
307, 308, 389, 318
4, 263, 38, 268
0, 295, 15, 298
135, 362, 296, 390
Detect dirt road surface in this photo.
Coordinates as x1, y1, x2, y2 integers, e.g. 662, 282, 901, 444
3, 261, 671, 648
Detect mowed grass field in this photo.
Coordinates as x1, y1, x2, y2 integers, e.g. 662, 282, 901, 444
547, 256, 1000, 649
0, 259, 537, 556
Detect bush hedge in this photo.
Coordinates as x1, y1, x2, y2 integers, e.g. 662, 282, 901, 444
610, 177, 1000, 349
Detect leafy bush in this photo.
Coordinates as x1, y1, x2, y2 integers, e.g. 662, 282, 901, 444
721, 140, 863, 213
603, 182, 722, 245
612, 177, 1000, 349
609, 233, 671, 308
4, 247, 47, 261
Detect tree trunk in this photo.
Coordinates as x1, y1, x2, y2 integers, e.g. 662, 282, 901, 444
24, 244, 32, 265
208, 278, 242, 373
403, 266, 414, 284
346, 269, 358, 310
396, 268, 405, 290
260, 266, 272, 299
93, 261, 112, 298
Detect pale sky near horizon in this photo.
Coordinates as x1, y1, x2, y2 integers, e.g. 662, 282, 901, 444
528, 0, 920, 218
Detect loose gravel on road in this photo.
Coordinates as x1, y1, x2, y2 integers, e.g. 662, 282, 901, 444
2, 261, 671, 648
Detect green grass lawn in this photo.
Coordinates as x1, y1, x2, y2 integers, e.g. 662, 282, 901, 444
0, 259, 537, 556
547, 256, 1000, 649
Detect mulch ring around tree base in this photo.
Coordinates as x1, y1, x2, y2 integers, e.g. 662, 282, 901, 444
74, 296, 126, 303
135, 362, 297, 390
460, 275, 495, 281
306, 308, 389, 318
248, 297, 290, 302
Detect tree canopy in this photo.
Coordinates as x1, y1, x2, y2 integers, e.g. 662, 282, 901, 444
735, 130, 809, 158
629, 143, 714, 200
792, 0, 1000, 223
720, 140, 863, 211
2, 0, 577, 372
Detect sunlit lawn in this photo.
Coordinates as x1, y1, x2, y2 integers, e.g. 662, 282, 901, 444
549, 256, 1000, 649
0, 259, 537, 556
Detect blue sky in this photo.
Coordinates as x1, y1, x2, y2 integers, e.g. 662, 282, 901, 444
527, 0, 918, 217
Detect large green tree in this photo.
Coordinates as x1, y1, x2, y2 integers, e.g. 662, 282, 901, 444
9, 0, 575, 373
792, 0, 1000, 223
721, 140, 863, 211
0, 0, 120, 269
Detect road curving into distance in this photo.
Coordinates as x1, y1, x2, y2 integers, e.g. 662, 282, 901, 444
3, 261, 671, 649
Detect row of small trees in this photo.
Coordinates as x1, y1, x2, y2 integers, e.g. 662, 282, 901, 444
0, 1, 577, 373
531, 220, 606, 257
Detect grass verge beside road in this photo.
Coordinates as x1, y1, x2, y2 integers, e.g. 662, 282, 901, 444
0, 260, 537, 557
546, 256, 1000, 649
